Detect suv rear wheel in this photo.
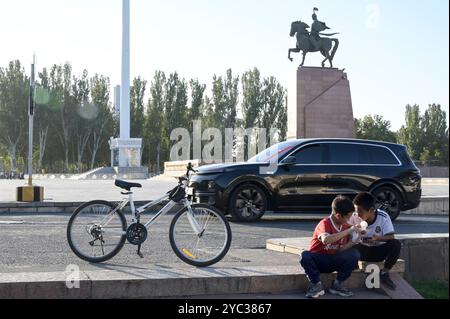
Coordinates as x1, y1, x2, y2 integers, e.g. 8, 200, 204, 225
372, 186, 403, 221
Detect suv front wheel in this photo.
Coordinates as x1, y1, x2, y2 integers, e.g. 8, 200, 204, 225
229, 184, 268, 222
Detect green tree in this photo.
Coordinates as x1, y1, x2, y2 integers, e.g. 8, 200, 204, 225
420, 104, 449, 166
35, 67, 52, 172
241, 68, 262, 129
201, 95, 215, 129
277, 96, 288, 142
72, 69, 91, 173
210, 69, 239, 160
130, 76, 147, 138
162, 72, 188, 163
355, 115, 397, 143
188, 79, 207, 160
144, 71, 166, 171
189, 79, 206, 121
45, 64, 65, 171
212, 69, 239, 130
89, 75, 113, 170
260, 76, 287, 145
240, 68, 263, 160
397, 105, 423, 161
0, 61, 297, 172
130, 77, 147, 166
0, 60, 29, 172
48, 63, 76, 173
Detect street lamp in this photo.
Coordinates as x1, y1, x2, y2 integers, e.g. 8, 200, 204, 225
17, 55, 44, 202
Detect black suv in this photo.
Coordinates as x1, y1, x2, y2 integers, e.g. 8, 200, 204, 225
188, 139, 422, 222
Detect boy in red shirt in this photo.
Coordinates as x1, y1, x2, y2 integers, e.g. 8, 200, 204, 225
300, 195, 362, 298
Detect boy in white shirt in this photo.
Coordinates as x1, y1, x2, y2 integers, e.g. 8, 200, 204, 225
350, 192, 402, 290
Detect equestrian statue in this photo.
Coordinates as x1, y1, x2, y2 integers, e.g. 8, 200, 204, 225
288, 8, 340, 68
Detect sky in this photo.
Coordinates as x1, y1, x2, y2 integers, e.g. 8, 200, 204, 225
0, 0, 448, 132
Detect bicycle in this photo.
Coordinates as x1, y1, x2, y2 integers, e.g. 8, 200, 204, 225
67, 163, 232, 267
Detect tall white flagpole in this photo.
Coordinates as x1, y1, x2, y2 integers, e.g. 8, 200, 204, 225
121, 0, 130, 140
110, 0, 144, 172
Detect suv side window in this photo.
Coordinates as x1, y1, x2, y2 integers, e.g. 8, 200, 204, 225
327, 143, 360, 164
293, 144, 325, 164
362, 145, 400, 165
326, 143, 400, 165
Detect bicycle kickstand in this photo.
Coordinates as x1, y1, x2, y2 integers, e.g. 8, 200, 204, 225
137, 244, 144, 258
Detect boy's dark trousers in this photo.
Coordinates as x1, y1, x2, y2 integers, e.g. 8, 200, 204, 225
355, 239, 401, 270
300, 248, 361, 284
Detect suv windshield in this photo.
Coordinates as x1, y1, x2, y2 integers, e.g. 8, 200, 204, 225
248, 141, 297, 163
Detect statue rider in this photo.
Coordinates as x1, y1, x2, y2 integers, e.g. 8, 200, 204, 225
310, 7, 330, 51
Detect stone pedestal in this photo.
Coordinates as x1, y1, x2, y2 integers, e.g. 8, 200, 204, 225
109, 138, 143, 167
290, 67, 356, 139
109, 137, 148, 179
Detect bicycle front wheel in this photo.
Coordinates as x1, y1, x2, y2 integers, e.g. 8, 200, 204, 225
67, 200, 127, 263
169, 204, 232, 267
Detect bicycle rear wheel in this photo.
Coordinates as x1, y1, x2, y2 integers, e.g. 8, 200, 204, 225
169, 204, 232, 267
67, 200, 127, 263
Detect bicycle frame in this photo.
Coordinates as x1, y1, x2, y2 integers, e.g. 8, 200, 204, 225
67, 163, 232, 267
102, 178, 203, 236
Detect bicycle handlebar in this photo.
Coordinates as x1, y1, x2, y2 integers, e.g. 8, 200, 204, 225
187, 162, 198, 174
177, 163, 198, 186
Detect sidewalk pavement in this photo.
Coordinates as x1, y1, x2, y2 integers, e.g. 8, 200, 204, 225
0, 249, 306, 299
0, 246, 417, 299
0, 176, 178, 203
422, 178, 449, 185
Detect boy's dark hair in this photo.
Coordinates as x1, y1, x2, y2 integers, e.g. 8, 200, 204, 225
353, 192, 376, 211
332, 195, 354, 216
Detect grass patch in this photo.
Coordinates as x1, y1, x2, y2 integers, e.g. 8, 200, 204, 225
410, 280, 449, 299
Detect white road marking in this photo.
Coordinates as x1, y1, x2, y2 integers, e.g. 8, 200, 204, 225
0, 221, 25, 225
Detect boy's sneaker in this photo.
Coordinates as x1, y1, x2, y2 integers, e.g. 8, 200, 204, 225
380, 272, 397, 290
305, 282, 325, 299
329, 280, 354, 297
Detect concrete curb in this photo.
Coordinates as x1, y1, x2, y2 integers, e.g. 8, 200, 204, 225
404, 196, 449, 215
0, 200, 176, 215
0, 264, 401, 299
267, 234, 449, 256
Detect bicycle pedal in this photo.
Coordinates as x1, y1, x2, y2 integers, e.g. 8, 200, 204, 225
137, 245, 144, 258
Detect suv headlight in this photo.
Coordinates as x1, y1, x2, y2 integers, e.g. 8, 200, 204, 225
207, 181, 216, 191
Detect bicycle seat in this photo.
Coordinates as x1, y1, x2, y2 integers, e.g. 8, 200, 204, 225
115, 180, 142, 191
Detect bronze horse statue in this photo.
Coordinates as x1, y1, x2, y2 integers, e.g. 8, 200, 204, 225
288, 20, 339, 68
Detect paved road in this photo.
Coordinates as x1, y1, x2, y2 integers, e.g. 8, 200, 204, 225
0, 177, 448, 202
0, 213, 447, 274
422, 185, 449, 197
